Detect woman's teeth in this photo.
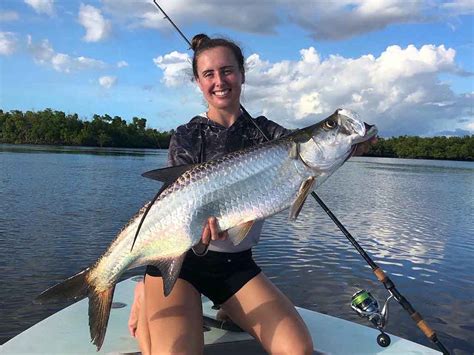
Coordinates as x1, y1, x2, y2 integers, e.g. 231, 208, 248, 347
214, 89, 230, 97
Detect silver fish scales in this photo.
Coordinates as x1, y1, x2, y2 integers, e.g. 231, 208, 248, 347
36, 108, 377, 350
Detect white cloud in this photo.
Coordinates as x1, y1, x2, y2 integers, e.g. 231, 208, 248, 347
117, 60, 128, 68
289, 0, 426, 40
102, 0, 279, 33
99, 76, 117, 88
0, 32, 18, 55
27, 35, 106, 73
442, 0, 474, 15
24, 0, 55, 17
78, 4, 112, 42
100, 0, 441, 41
156, 44, 473, 136
153, 51, 192, 87
100, 0, 473, 41
0, 11, 19, 22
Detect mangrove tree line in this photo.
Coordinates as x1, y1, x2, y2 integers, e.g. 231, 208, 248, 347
0, 108, 171, 148
1, 109, 472, 160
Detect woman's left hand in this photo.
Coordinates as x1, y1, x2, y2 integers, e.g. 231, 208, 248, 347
353, 136, 378, 156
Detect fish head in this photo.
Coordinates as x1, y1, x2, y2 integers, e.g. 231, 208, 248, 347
294, 108, 377, 172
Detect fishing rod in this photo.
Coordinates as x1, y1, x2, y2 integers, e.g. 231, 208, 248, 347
151, 1, 449, 353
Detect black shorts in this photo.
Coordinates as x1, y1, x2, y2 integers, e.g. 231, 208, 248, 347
145, 249, 261, 305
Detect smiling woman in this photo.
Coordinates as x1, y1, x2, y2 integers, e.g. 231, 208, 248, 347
191, 34, 246, 127
134, 33, 314, 355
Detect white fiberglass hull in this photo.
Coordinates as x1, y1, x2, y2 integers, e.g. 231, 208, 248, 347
1, 277, 440, 354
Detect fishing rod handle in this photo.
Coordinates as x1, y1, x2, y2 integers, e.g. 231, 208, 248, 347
373, 267, 449, 354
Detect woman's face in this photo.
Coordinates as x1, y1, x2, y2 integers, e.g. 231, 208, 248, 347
195, 46, 244, 112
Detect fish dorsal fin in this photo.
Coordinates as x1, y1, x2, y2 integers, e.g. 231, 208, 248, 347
130, 164, 196, 252
289, 177, 315, 221
228, 220, 256, 246
151, 254, 186, 296
142, 164, 196, 183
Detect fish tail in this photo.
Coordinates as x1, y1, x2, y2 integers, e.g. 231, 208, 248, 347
35, 267, 115, 350
89, 285, 115, 351
35, 267, 91, 304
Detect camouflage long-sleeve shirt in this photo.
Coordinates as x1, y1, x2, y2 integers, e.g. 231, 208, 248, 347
167, 113, 290, 252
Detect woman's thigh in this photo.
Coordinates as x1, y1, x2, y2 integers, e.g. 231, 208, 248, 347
222, 272, 313, 355
144, 275, 204, 354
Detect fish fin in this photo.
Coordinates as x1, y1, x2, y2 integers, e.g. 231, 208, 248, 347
153, 254, 186, 296
289, 142, 299, 159
289, 177, 315, 221
132, 164, 197, 252
142, 164, 196, 183
35, 268, 115, 350
34, 267, 91, 304
227, 220, 256, 246
89, 285, 115, 351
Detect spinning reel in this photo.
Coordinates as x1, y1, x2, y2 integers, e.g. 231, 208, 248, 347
351, 289, 394, 347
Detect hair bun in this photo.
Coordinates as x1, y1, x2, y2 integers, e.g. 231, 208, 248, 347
191, 34, 210, 52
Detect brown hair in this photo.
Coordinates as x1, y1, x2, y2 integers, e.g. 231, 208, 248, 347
191, 33, 245, 80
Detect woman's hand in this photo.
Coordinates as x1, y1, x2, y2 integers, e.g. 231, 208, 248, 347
128, 280, 144, 337
353, 136, 378, 156
201, 217, 228, 245
192, 217, 228, 255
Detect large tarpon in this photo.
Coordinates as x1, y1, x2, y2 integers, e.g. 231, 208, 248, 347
36, 108, 377, 350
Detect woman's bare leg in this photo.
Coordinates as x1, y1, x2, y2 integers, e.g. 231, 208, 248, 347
222, 272, 313, 355
144, 275, 204, 355
128, 281, 151, 354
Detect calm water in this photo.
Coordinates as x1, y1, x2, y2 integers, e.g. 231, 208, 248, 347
1, 144, 473, 354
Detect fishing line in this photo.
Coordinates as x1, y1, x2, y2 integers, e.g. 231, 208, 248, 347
150, 2, 449, 353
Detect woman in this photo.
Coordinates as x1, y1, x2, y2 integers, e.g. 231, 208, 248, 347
132, 33, 313, 355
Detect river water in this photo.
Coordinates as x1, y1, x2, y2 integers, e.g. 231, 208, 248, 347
1, 144, 473, 354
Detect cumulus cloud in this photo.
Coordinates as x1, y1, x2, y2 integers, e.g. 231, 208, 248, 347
99, 75, 117, 88
153, 51, 192, 87
156, 44, 473, 136
78, 4, 112, 42
288, 0, 427, 40
27, 35, 106, 73
102, 0, 279, 33
24, 0, 55, 17
0, 32, 18, 55
100, 0, 474, 41
117, 60, 128, 68
0, 11, 19, 22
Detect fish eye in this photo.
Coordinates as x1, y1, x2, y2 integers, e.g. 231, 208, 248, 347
324, 119, 337, 130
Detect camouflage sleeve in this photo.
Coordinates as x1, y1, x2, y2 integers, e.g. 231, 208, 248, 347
167, 125, 199, 167
255, 116, 292, 140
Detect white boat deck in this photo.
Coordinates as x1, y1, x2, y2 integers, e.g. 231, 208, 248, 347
1, 277, 441, 354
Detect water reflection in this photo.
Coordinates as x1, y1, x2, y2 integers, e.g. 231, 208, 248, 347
0, 143, 166, 157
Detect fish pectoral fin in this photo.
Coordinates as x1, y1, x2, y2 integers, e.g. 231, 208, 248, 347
142, 164, 196, 183
289, 142, 299, 159
227, 220, 255, 246
152, 254, 186, 296
289, 177, 315, 221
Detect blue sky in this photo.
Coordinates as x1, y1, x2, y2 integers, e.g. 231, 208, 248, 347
0, 0, 473, 136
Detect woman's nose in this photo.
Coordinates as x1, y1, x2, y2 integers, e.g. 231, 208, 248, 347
214, 71, 225, 85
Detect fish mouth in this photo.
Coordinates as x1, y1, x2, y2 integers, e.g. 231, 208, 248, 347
361, 122, 377, 140
344, 122, 378, 161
